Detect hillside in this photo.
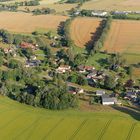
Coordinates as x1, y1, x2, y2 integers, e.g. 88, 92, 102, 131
0, 96, 140, 140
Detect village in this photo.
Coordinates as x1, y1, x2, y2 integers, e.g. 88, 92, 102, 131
1, 35, 140, 107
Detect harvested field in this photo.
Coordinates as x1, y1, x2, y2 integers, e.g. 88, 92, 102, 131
70, 17, 101, 48
81, 0, 140, 11
102, 20, 140, 64
18, 3, 77, 13
0, 12, 68, 33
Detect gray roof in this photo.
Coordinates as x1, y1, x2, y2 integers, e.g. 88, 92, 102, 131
96, 90, 105, 95
102, 94, 115, 102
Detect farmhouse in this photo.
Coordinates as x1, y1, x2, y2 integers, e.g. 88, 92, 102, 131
102, 94, 116, 105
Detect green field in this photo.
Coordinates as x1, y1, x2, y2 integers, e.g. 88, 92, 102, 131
0, 96, 140, 140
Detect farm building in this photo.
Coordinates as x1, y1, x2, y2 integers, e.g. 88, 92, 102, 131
102, 94, 116, 105
96, 90, 105, 96
91, 11, 108, 17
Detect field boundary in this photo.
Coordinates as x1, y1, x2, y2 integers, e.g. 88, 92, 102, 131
126, 122, 137, 140
41, 118, 64, 140
98, 119, 113, 140
69, 119, 88, 140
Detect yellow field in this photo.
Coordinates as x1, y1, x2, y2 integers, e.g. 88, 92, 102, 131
81, 0, 140, 11
18, 3, 77, 13
70, 17, 101, 48
0, 12, 68, 33
101, 20, 140, 64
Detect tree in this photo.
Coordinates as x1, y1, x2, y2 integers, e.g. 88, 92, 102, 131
128, 65, 133, 79
74, 54, 85, 66
8, 59, 21, 69
104, 75, 117, 90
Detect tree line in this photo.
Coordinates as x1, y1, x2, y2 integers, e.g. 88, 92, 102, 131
90, 17, 112, 55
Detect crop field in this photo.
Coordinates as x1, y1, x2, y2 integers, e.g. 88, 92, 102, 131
0, 96, 140, 140
0, 12, 68, 33
70, 17, 101, 48
102, 20, 140, 64
18, 3, 77, 13
81, 0, 140, 11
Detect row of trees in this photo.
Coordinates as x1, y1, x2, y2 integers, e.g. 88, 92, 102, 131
32, 8, 56, 15
0, 29, 36, 45
90, 17, 112, 55
16, 0, 40, 6
63, 18, 76, 48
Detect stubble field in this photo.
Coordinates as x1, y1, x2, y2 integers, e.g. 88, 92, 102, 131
0, 12, 68, 33
81, 0, 140, 11
102, 20, 140, 64
70, 17, 101, 48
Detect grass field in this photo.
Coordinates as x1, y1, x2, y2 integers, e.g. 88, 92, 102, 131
0, 12, 68, 33
70, 17, 101, 48
102, 20, 140, 64
0, 96, 140, 139
81, 0, 140, 11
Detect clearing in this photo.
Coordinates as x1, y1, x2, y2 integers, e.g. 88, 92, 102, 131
70, 17, 101, 48
0, 96, 140, 139
0, 12, 68, 33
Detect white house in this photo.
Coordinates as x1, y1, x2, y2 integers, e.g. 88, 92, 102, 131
56, 65, 71, 73
92, 11, 108, 17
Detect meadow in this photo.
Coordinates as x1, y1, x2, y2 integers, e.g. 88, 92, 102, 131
0, 12, 68, 33
0, 96, 140, 140
70, 17, 101, 48
81, 0, 140, 11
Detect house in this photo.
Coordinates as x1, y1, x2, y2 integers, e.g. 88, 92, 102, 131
84, 66, 95, 72
3, 48, 13, 54
96, 90, 105, 96
77, 65, 86, 73
102, 94, 116, 105
20, 42, 36, 50
76, 88, 84, 94
87, 70, 97, 79
30, 55, 37, 60
56, 65, 71, 73
25, 60, 41, 67
112, 11, 129, 15
92, 11, 108, 17
125, 91, 137, 100
77, 65, 95, 73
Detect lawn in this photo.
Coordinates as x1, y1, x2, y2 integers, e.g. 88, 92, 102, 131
0, 96, 140, 139
86, 53, 109, 69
